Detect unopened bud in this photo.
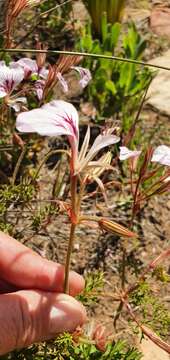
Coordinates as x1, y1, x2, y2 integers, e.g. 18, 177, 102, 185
99, 219, 137, 238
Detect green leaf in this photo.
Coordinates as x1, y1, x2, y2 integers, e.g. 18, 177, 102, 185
105, 80, 117, 95
110, 22, 121, 50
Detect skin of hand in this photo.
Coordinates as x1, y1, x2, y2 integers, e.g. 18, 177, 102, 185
0, 231, 86, 355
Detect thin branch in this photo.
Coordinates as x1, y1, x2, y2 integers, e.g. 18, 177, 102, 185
41, 0, 73, 17
0, 48, 170, 71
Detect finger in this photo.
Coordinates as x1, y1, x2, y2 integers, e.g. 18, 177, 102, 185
0, 231, 84, 296
0, 290, 86, 355
0, 279, 18, 294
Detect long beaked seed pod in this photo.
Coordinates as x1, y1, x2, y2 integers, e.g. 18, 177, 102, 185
99, 218, 137, 238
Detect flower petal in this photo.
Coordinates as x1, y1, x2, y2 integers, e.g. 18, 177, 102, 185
16, 58, 38, 78
57, 72, 68, 93
0, 65, 24, 97
119, 146, 141, 160
78, 126, 90, 162
39, 67, 49, 79
16, 100, 79, 137
0, 87, 7, 97
151, 145, 170, 166
72, 66, 92, 88
76, 132, 119, 174
87, 133, 120, 162
34, 79, 45, 100
8, 97, 27, 112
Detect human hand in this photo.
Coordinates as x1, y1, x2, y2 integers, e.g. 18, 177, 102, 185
0, 231, 86, 355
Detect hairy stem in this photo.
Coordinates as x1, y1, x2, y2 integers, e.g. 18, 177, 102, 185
64, 223, 76, 294
64, 175, 78, 294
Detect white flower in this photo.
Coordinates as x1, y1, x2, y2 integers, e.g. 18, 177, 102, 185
16, 100, 120, 174
119, 146, 141, 161
151, 145, 170, 166
0, 65, 24, 98
71, 66, 92, 88
10, 58, 48, 79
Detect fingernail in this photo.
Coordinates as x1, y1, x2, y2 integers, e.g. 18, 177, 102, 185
69, 271, 85, 294
49, 294, 86, 335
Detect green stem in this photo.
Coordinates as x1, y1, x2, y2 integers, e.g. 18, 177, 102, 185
1, 48, 170, 72
64, 223, 76, 294
41, 0, 73, 17
12, 146, 27, 186
64, 175, 78, 294
113, 243, 126, 330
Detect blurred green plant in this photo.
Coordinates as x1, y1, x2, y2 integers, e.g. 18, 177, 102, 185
77, 271, 104, 306
31, 204, 60, 231
130, 281, 170, 339
2, 337, 142, 360
76, 20, 152, 138
37, 0, 74, 50
83, 0, 125, 35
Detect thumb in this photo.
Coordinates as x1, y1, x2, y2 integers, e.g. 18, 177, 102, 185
0, 290, 86, 355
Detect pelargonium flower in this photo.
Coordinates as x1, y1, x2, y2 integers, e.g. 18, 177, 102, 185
34, 79, 46, 101
72, 66, 92, 88
16, 100, 120, 174
151, 145, 170, 166
119, 146, 141, 160
0, 64, 24, 98
10, 58, 48, 80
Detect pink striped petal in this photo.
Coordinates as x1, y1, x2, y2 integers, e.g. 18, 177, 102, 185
0, 65, 24, 98
119, 146, 141, 160
12, 58, 48, 79
16, 100, 79, 162
72, 66, 92, 88
34, 79, 45, 100
57, 72, 68, 93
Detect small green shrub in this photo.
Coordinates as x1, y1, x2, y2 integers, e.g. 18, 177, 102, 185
77, 20, 152, 136
2, 337, 142, 360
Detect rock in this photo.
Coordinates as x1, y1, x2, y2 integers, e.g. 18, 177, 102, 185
150, 6, 170, 37
125, 8, 151, 24
139, 338, 170, 360
147, 50, 170, 115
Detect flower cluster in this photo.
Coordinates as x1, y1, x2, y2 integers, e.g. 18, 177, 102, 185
0, 58, 92, 111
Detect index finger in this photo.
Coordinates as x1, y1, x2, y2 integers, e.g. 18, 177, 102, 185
0, 231, 84, 296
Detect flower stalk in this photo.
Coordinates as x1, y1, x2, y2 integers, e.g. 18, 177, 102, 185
64, 174, 78, 294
